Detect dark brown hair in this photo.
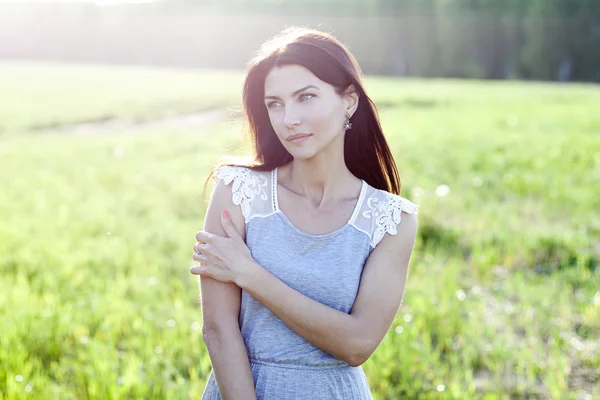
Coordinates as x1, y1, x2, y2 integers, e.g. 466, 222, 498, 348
204, 27, 401, 198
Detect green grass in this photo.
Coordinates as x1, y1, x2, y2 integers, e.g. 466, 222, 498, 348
0, 62, 243, 134
1, 62, 599, 399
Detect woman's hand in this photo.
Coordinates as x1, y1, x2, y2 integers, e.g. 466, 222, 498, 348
190, 210, 258, 286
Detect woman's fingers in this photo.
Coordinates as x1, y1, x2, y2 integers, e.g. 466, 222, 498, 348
193, 242, 205, 253
190, 264, 231, 283
195, 230, 219, 244
194, 242, 217, 257
192, 251, 212, 264
190, 264, 206, 275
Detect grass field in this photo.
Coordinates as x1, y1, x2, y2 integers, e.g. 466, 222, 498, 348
1, 62, 599, 399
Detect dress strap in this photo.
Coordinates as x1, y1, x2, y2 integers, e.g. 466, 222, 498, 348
271, 167, 280, 213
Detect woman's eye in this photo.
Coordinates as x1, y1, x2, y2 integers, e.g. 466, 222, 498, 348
299, 93, 315, 102
267, 101, 282, 109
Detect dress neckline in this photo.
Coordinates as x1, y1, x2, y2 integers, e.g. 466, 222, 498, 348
271, 166, 367, 238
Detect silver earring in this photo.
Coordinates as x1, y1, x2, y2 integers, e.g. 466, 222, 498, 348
343, 113, 352, 131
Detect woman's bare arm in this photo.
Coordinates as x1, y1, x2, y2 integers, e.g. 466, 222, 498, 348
236, 212, 418, 367
199, 180, 256, 399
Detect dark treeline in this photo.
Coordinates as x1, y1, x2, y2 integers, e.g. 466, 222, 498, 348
173, 0, 600, 82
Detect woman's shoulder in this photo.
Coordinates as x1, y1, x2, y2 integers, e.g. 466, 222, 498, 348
355, 184, 419, 248
212, 165, 273, 223
213, 164, 268, 182
362, 183, 420, 215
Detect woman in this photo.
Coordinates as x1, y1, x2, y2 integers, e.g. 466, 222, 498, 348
190, 27, 419, 400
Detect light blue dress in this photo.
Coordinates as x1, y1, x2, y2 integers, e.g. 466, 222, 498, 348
202, 166, 419, 400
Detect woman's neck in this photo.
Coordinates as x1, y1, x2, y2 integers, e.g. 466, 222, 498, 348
281, 157, 359, 209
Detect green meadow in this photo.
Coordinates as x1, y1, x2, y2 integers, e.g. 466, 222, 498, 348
0, 62, 598, 399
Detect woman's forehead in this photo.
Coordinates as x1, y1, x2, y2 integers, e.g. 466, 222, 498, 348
264, 65, 330, 97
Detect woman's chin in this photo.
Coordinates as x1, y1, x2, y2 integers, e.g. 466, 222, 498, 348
287, 148, 318, 160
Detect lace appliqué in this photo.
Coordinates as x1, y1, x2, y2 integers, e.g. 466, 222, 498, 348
363, 195, 419, 248
214, 166, 268, 221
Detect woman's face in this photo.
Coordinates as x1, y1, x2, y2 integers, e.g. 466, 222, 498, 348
263, 64, 356, 160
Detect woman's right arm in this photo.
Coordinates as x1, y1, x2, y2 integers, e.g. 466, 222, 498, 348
199, 179, 256, 399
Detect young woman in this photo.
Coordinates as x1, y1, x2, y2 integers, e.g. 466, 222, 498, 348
190, 27, 419, 400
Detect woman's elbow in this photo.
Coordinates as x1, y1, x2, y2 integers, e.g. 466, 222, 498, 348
201, 321, 240, 347
344, 340, 377, 367
201, 325, 221, 346
345, 352, 369, 367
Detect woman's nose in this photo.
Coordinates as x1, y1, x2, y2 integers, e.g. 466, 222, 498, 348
283, 107, 302, 129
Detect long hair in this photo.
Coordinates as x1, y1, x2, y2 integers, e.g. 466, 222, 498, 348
204, 27, 401, 198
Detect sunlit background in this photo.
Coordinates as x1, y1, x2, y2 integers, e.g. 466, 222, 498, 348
1, 0, 599, 399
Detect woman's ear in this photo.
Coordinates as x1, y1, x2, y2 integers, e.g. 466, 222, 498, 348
344, 85, 359, 117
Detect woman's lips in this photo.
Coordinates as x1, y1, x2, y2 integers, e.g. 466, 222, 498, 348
287, 134, 312, 143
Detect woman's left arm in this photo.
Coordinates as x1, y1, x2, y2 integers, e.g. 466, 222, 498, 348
192, 210, 418, 367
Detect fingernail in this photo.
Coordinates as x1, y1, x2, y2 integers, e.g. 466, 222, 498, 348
222, 210, 229, 219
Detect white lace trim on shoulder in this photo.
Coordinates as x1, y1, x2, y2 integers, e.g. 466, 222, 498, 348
362, 193, 419, 248
213, 166, 269, 222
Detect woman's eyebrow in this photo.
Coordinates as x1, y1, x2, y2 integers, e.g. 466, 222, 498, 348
264, 85, 320, 100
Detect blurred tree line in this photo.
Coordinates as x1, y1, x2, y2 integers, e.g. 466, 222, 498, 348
174, 0, 600, 82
